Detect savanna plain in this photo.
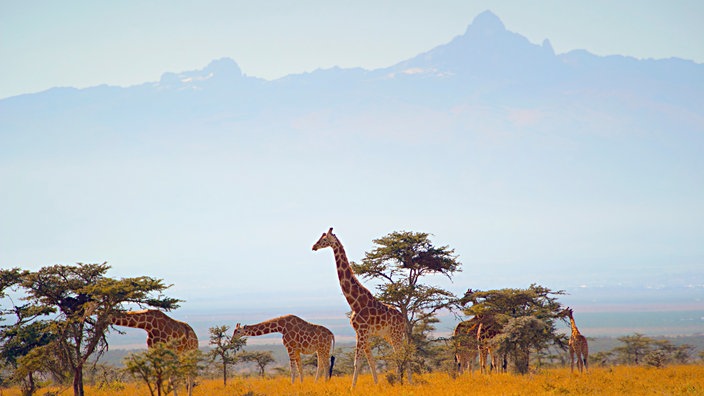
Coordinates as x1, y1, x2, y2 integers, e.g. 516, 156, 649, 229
4, 366, 702, 396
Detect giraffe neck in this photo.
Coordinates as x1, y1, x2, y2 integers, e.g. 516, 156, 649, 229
241, 316, 289, 336
111, 312, 154, 330
330, 236, 376, 313
569, 316, 581, 336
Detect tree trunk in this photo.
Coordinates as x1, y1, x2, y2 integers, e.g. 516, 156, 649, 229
513, 349, 530, 374
22, 372, 36, 396
223, 363, 227, 386
156, 372, 163, 396
72, 365, 84, 396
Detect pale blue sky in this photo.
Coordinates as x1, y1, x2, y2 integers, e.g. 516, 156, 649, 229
1, 2, 703, 341
1, 1, 703, 99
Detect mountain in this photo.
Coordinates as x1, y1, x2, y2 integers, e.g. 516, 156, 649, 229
387, 11, 563, 82
4, 11, 701, 148
1, 11, 702, 322
2, 10, 702, 130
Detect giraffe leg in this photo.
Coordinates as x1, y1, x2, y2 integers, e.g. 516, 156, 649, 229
288, 351, 302, 384
289, 358, 296, 384
352, 334, 377, 388
363, 342, 378, 384
577, 352, 583, 373
479, 348, 484, 374
296, 353, 303, 383
489, 349, 496, 374
583, 345, 589, 373
578, 352, 582, 373
569, 347, 575, 373
315, 351, 324, 382
351, 343, 362, 388
480, 347, 489, 374
297, 354, 305, 383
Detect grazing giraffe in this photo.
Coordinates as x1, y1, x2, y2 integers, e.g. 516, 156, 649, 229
232, 315, 335, 383
110, 309, 199, 351
312, 227, 409, 388
453, 319, 480, 375
110, 309, 199, 396
564, 307, 589, 373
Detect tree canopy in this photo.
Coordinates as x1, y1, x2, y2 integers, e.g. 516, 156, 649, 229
459, 284, 568, 373
352, 230, 462, 336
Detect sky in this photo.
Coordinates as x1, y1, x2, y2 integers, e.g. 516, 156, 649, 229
1, 2, 703, 342
2, 1, 704, 99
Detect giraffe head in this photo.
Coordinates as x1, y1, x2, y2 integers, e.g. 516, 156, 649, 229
312, 227, 336, 251
232, 323, 248, 338
561, 307, 574, 318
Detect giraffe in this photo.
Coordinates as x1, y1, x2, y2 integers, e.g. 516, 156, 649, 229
312, 227, 409, 388
110, 309, 199, 396
232, 315, 335, 384
476, 314, 503, 374
453, 319, 479, 375
109, 309, 199, 352
564, 307, 589, 373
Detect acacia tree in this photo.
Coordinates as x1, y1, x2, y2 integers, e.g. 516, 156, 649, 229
1, 268, 56, 395
208, 325, 246, 385
19, 262, 181, 396
461, 284, 567, 374
124, 340, 181, 396
613, 333, 654, 365
238, 351, 275, 377
351, 231, 461, 377
1, 316, 55, 395
671, 343, 695, 364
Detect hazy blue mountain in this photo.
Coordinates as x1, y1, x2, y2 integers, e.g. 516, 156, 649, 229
1, 11, 702, 329
2, 10, 702, 137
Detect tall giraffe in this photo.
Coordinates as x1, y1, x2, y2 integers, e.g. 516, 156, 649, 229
453, 319, 479, 375
110, 309, 199, 352
232, 315, 335, 383
312, 227, 409, 388
564, 307, 589, 373
110, 309, 199, 396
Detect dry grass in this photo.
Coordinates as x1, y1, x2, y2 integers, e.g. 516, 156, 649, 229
4, 365, 703, 395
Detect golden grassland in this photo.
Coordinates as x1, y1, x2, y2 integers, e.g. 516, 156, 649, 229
4, 365, 703, 396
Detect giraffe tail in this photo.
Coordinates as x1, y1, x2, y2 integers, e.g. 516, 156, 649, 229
329, 355, 336, 379
328, 335, 336, 379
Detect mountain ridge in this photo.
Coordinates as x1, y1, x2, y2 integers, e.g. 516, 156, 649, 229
2, 11, 702, 103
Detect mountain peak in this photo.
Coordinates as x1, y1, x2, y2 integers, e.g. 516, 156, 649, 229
157, 57, 244, 89
465, 10, 505, 36
204, 57, 242, 77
